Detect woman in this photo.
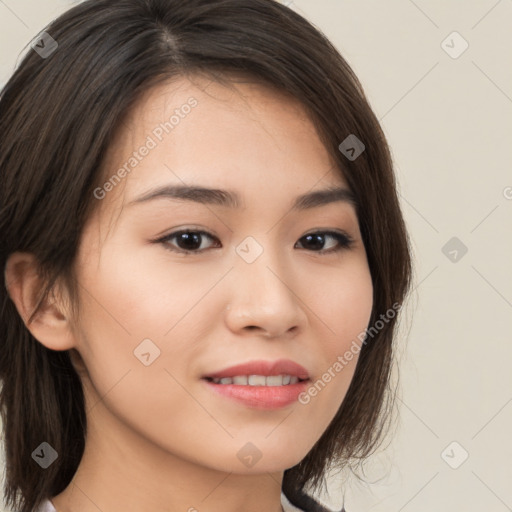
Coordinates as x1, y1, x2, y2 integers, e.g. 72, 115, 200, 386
0, 1, 413, 511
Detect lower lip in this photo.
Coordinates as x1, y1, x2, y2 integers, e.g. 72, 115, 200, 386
202, 378, 309, 409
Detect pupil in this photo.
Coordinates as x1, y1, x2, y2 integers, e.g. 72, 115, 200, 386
179, 232, 201, 250
304, 234, 324, 250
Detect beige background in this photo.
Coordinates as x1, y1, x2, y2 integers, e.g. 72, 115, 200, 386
1, 1, 511, 511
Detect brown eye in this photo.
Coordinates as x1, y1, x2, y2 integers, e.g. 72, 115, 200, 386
154, 229, 354, 255
295, 231, 354, 253
158, 230, 220, 253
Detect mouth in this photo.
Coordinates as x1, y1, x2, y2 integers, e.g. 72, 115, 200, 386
203, 375, 309, 386
201, 359, 311, 409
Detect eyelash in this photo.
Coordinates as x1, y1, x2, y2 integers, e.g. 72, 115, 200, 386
153, 229, 355, 255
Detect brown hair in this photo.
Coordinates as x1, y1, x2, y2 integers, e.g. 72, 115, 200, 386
0, 1, 413, 511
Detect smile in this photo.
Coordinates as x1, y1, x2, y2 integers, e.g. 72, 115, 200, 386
205, 375, 307, 386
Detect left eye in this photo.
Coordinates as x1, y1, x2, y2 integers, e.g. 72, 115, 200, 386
155, 230, 354, 254
296, 231, 354, 253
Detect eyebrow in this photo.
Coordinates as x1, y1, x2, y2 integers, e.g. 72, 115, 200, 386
127, 183, 357, 210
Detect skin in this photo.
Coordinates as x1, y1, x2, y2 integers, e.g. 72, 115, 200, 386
5, 75, 373, 512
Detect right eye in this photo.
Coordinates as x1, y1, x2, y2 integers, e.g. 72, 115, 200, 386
155, 229, 221, 254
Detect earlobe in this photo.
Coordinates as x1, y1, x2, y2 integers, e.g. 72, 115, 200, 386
4, 251, 76, 351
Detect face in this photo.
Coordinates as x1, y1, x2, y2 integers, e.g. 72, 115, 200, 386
68, 75, 373, 475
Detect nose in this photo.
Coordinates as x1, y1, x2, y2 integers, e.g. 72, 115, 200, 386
224, 247, 308, 339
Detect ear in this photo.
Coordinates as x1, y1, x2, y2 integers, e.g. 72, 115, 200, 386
4, 251, 76, 351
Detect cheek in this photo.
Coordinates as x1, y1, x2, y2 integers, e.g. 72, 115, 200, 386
316, 255, 374, 350
78, 239, 215, 338
71, 257, 203, 440
72, 241, 215, 394
301, 256, 373, 413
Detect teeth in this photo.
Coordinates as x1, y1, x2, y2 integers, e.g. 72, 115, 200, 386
210, 375, 304, 386
266, 375, 284, 386
248, 375, 266, 386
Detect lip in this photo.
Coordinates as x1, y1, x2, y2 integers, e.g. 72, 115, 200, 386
203, 379, 309, 409
201, 359, 310, 410
202, 358, 310, 380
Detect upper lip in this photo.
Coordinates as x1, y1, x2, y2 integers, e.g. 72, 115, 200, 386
203, 359, 310, 380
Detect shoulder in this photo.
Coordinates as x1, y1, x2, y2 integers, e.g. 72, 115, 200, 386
281, 489, 347, 512
39, 494, 346, 512
33, 499, 57, 512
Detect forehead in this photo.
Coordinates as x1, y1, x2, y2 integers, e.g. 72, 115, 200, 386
96, 74, 350, 220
